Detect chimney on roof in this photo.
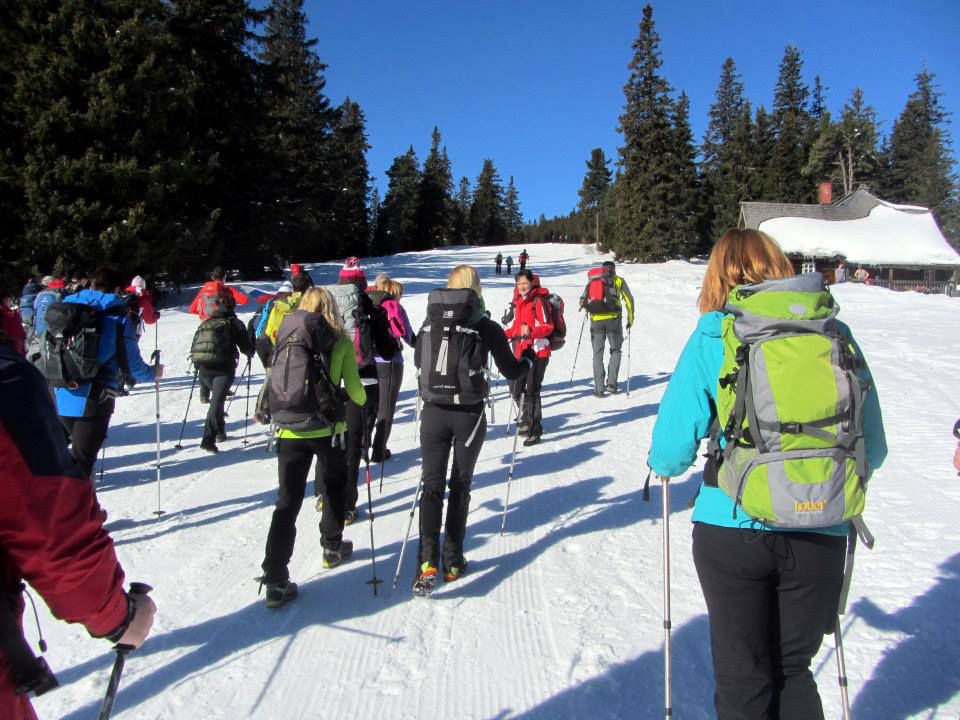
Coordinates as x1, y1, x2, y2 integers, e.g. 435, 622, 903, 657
818, 181, 833, 205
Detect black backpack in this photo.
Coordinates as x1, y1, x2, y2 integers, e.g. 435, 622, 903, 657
415, 288, 488, 405
190, 317, 236, 367
268, 310, 343, 431
33, 302, 122, 388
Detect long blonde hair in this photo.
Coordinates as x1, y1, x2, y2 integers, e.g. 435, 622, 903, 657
698, 229, 795, 313
447, 264, 481, 296
299, 287, 345, 336
374, 276, 404, 300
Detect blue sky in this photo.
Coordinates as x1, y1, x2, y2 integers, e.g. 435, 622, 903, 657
304, 0, 959, 222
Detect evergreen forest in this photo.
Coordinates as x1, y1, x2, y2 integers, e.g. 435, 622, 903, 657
1, 2, 956, 278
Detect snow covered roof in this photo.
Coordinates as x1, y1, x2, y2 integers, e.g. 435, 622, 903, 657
740, 190, 959, 267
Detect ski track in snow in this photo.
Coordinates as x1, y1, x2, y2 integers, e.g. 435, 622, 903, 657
29, 245, 960, 719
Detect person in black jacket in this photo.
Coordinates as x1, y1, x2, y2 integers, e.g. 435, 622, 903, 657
190, 309, 254, 453
412, 264, 535, 596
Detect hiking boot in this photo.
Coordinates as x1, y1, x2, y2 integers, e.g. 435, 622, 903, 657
322, 540, 354, 569
370, 448, 392, 463
592, 388, 606, 398
443, 560, 468, 583
516, 423, 530, 436
216, 431, 228, 442
264, 580, 298, 609
412, 563, 438, 597
523, 434, 541, 447
344, 508, 358, 526
200, 438, 219, 454
606, 384, 619, 395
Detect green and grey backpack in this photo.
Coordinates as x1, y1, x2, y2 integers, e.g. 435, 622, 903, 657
707, 273, 871, 529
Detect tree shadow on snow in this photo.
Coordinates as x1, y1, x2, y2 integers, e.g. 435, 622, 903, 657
501, 615, 715, 720
850, 551, 960, 719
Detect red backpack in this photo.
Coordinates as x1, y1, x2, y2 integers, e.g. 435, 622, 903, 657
537, 289, 567, 351
583, 267, 619, 314
198, 281, 235, 320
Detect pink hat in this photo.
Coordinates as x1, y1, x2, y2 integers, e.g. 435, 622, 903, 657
338, 256, 366, 285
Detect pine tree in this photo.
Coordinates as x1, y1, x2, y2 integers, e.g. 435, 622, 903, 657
702, 58, 754, 238
806, 88, 881, 197
449, 176, 471, 245
612, 4, 685, 261
328, 98, 371, 258
669, 92, 704, 254
469, 160, 505, 245
0, 2, 29, 266
752, 105, 778, 201
374, 147, 420, 255
416, 127, 454, 249
769, 45, 815, 202
502, 177, 524, 242
879, 68, 958, 244
577, 148, 611, 246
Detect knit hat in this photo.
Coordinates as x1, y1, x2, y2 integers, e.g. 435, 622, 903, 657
338, 256, 366, 285
130, 275, 146, 291
290, 263, 303, 278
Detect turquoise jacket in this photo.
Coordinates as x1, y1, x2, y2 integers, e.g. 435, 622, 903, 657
648, 311, 887, 534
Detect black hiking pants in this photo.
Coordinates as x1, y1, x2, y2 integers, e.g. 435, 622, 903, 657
261, 435, 348, 584
341, 382, 379, 511
372, 361, 403, 461
198, 366, 233, 443
510, 355, 548, 436
417, 402, 486, 571
60, 397, 115, 480
692, 523, 846, 720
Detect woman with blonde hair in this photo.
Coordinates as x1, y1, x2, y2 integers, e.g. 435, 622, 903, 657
258, 287, 366, 608
648, 229, 887, 719
411, 264, 535, 596
367, 275, 415, 463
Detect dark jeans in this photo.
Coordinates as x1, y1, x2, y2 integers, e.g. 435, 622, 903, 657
60, 397, 115, 479
591, 317, 623, 390
198, 366, 234, 442
341, 383, 379, 511
510, 355, 548, 435
692, 523, 846, 720
261, 436, 349, 584
417, 402, 486, 570
372, 361, 403, 459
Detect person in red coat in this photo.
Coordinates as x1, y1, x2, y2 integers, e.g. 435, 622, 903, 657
0, 267, 26, 357
503, 269, 553, 445
125, 275, 159, 328
0, 329, 156, 719
188, 267, 249, 320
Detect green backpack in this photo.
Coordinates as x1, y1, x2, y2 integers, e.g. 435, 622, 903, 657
708, 273, 871, 528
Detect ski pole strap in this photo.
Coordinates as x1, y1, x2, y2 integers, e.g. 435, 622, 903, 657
0, 586, 58, 696
642, 469, 652, 502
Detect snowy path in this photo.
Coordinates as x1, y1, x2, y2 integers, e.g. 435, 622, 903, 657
29, 245, 960, 719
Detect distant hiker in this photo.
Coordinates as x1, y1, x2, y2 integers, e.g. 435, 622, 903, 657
0, 324, 156, 718
506, 255, 514, 274
834, 262, 847, 284
124, 274, 159, 335
257, 287, 366, 608
51, 267, 163, 479
503, 269, 554, 445
18, 277, 41, 330
1, 270, 27, 357
580, 260, 634, 397
188, 266, 249, 321
322, 257, 397, 523
647, 229, 887, 720
411, 264, 535, 596
367, 275, 415, 463
853, 266, 869, 283
31, 277, 65, 340
518, 249, 529, 271
251, 280, 293, 370
495, 252, 503, 274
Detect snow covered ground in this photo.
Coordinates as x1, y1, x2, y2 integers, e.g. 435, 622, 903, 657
30, 243, 960, 719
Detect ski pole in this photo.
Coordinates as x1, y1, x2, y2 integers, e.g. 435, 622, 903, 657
361, 413, 382, 595
150, 345, 164, 517
569, 312, 587, 386
379, 366, 395, 493
174, 369, 199, 449
98, 444, 106, 485
224, 357, 250, 415
834, 616, 852, 720
392, 475, 423, 588
413, 371, 421, 443
661, 476, 672, 719
500, 391, 525, 535
98, 582, 153, 720
242, 354, 252, 446
626, 326, 632, 397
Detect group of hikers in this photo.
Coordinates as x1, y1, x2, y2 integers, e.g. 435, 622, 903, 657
0, 228, 903, 719
493, 248, 529, 275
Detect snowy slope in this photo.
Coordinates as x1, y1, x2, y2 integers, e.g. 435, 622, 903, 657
29, 243, 960, 720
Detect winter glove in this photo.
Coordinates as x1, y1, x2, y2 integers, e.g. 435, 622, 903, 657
521, 347, 536, 365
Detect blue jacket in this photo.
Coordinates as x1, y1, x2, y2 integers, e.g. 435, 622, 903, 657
32, 289, 62, 336
18, 282, 41, 326
54, 289, 157, 418
648, 311, 887, 534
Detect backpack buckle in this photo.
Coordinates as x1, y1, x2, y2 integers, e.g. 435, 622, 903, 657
780, 422, 802, 434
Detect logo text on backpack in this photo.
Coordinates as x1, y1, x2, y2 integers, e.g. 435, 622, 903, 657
794, 500, 827, 514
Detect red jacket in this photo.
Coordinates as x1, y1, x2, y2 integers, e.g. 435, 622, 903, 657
0, 307, 25, 357
504, 286, 554, 359
0, 344, 129, 719
188, 281, 249, 320
126, 286, 159, 325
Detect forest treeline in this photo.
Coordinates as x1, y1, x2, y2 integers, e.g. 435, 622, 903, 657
1, 2, 956, 277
